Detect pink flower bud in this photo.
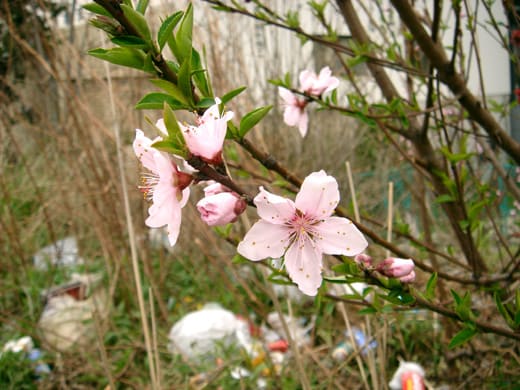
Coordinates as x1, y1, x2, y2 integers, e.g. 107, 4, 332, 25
197, 192, 246, 226
398, 270, 416, 283
203, 181, 229, 197
354, 253, 373, 267
377, 258, 415, 278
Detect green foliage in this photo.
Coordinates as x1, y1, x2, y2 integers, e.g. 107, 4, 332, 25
239, 105, 273, 138
81, 3, 112, 17
111, 35, 149, 49
174, 2, 194, 64
149, 79, 189, 106
449, 326, 477, 349
0, 352, 36, 390
221, 86, 247, 104
120, 4, 152, 42
88, 47, 154, 72
424, 272, 438, 300
157, 12, 184, 51
135, 92, 188, 110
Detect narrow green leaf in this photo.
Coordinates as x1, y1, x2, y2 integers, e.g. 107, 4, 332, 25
111, 35, 148, 49
358, 307, 378, 315
135, 93, 187, 110
425, 272, 437, 300
495, 292, 514, 328
434, 194, 456, 204
239, 105, 272, 138
82, 3, 111, 17
195, 97, 216, 110
221, 86, 247, 104
121, 4, 151, 41
175, 2, 193, 63
136, 0, 149, 14
88, 47, 146, 71
162, 102, 184, 143
149, 79, 188, 105
151, 139, 184, 156
448, 326, 477, 349
178, 56, 193, 105
190, 48, 210, 97
157, 12, 183, 51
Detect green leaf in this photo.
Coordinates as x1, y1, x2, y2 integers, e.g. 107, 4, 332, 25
448, 326, 477, 349
178, 57, 193, 105
111, 35, 149, 49
162, 102, 185, 145
149, 79, 188, 105
358, 307, 378, 315
190, 48, 211, 97
82, 3, 111, 17
121, 4, 151, 41
151, 139, 184, 156
495, 292, 514, 328
425, 272, 437, 300
175, 2, 193, 63
88, 47, 147, 71
451, 289, 474, 322
231, 254, 248, 264
136, 0, 149, 14
239, 105, 272, 138
135, 93, 187, 110
226, 122, 239, 139
434, 194, 456, 204
221, 86, 247, 104
157, 12, 183, 51
195, 97, 216, 110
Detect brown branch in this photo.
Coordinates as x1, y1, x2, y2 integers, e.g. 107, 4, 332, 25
389, 0, 520, 165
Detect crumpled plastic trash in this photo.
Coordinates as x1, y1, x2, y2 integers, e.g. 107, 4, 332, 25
38, 273, 109, 351
33, 236, 84, 270
388, 361, 425, 390
167, 303, 252, 363
266, 312, 313, 348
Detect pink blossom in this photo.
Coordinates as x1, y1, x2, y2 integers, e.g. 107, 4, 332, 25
354, 253, 373, 267
179, 98, 234, 164
237, 170, 368, 296
133, 129, 192, 246
299, 66, 339, 96
197, 191, 246, 226
279, 87, 309, 137
377, 258, 415, 282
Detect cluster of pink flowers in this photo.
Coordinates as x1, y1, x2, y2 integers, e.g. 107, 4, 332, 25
279, 66, 339, 137
355, 254, 416, 283
133, 84, 413, 297
133, 99, 236, 245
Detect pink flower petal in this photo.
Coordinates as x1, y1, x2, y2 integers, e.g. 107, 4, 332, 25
297, 110, 309, 137
295, 170, 340, 218
254, 187, 296, 224
299, 70, 314, 92
278, 87, 297, 105
237, 220, 291, 261
133, 129, 158, 172
315, 217, 368, 256
284, 235, 323, 296
283, 105, 302, 127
